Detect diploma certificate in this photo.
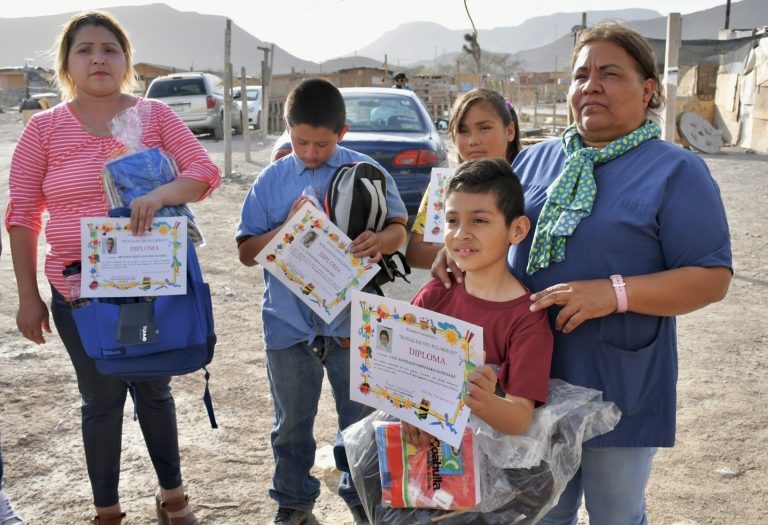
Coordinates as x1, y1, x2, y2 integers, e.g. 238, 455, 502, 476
423, 167, 455, 243
80, 216, 187, 298
350, 290, 483, 448
255, 202, 380, 323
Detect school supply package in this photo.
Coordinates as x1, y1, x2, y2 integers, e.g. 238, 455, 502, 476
324, 162, 410, 294
103, 105, 204, 244
374, 423, 480, 510
342, 379, 622, 524
102, 147, 204, 243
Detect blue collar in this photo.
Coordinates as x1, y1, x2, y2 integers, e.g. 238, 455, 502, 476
287, 146, 345, 177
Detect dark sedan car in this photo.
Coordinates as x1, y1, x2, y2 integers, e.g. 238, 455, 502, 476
271, 87, 448, 216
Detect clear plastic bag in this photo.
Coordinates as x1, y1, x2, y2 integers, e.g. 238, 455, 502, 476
103, 105, 204, 244
342, 379, 621, 524
301, 185, 324, 210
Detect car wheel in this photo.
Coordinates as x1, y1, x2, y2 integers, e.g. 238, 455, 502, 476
233, 120, 243, 135
213, 117, 224, 140
254, 112, 261, 130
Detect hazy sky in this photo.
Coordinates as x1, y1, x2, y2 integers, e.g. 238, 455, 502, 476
1, 0, 731, 62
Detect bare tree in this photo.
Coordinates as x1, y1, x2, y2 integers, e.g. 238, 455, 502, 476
484, 52, 521, 79
420, 61, 454, 76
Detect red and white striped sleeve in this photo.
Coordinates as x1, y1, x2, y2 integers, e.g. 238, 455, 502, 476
145, 99, 222, 200
5, 115, 49, 233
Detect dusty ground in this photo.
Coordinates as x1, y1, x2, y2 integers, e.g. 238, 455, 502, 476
0, 110, 766, 524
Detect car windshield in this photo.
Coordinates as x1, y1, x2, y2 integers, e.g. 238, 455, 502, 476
233, 88, 260, 101
344, 94, 425, 133
147, 78, 206, 98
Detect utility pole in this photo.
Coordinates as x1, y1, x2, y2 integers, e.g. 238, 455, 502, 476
224, 19, 233, 177
661, 13, 681, 143
566, 13, 587, 126
241, 66, 251, 162
455, 59, 461, 93
258, 45, 272, 141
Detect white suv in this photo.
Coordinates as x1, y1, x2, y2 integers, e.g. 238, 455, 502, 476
146, 72, 242, 139
232, 85, 262, 130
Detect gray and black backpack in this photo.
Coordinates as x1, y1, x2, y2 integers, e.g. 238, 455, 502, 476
324, 162, 410, 295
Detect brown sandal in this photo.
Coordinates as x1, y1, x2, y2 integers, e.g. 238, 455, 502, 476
155, 493, 199, 525
91, 512, 126, 525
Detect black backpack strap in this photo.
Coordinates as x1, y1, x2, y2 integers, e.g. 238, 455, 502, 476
389, 251, 411, 282
365, 281, 386, 297
203, 368, 218, 429
373, 250, 411, 291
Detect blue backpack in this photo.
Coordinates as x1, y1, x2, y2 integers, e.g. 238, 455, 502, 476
72, 208, 217, 428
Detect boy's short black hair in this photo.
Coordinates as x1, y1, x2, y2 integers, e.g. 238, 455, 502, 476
394, 72, 407, 81
446, 158, 525, 226
284, 78, 346, 133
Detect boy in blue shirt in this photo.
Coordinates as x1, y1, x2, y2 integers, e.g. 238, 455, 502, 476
236, 78, 408, 525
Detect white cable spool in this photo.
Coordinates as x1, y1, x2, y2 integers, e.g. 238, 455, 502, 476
678, 111, 723, 154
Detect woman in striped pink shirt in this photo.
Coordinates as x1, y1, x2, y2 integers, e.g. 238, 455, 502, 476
6, 11, 220, 525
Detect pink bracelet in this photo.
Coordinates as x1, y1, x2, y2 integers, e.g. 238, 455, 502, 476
610, 274, 628, 313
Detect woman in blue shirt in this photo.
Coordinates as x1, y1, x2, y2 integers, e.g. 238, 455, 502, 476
431, 24, 731, 524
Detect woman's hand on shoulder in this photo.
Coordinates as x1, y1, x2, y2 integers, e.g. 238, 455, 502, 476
529, 278, 617, 333
430, 246, 463, 289
16, 296, 51, 344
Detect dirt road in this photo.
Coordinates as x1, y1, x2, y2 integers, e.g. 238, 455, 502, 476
0, 111, 765, 524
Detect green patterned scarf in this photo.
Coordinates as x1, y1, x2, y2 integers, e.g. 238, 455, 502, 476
526, 120, 661, 275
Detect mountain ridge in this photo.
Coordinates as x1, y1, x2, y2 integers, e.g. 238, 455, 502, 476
406, 0, 768, 73
0, 1, 765, 77
355, 8, 662, 65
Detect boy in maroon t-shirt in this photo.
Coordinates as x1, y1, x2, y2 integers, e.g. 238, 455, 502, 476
404, 157, 553, 445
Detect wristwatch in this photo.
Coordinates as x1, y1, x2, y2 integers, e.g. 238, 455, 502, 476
610, 274, 628, 314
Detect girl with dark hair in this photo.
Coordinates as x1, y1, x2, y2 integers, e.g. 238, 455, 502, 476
406, 88, 521, 269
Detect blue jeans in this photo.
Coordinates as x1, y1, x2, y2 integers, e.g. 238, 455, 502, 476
0, 440, 4, 490
50, 287, 183, 507
538, 447, 657, 525
266, 337, 372, 511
